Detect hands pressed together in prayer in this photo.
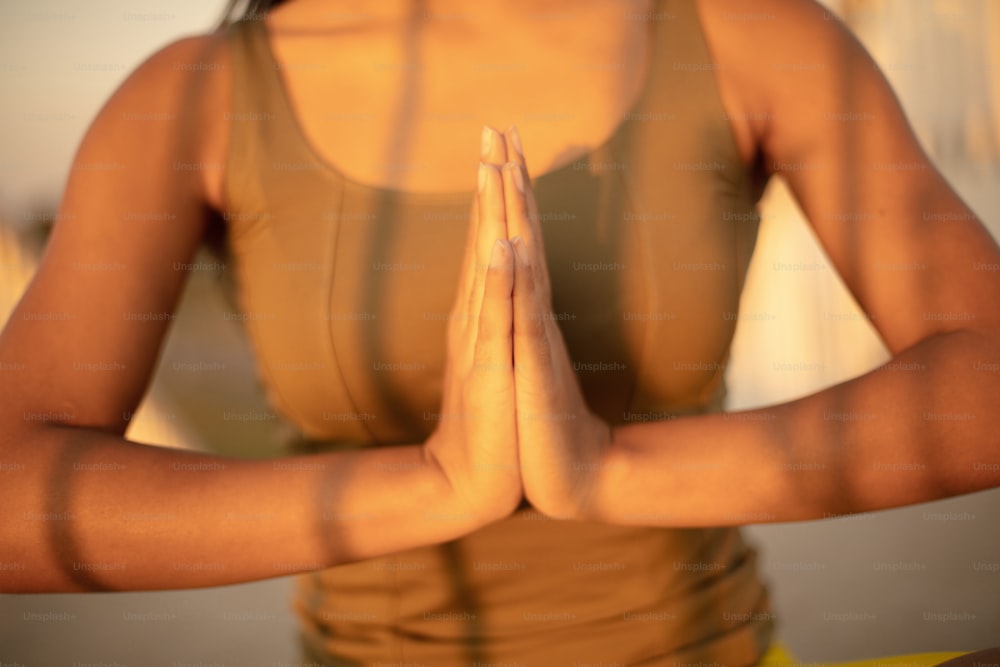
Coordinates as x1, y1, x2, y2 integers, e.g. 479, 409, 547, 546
423, 126, 614, 525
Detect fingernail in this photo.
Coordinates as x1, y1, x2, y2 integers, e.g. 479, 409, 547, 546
506, 162, 525, 193
506, 125, 524, 159
478, 162, 488, 192
481, 126, 494, 160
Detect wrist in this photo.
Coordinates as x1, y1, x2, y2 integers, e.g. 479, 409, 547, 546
419, 437, 515, 530
571, 419, 618, 522
523, 418, 615, 523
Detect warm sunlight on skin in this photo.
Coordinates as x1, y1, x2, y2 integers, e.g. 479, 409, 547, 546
1, 0, 999, 664
473, 124, 1000, 526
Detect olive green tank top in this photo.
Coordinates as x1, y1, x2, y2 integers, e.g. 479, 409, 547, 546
223, 0, 773, 663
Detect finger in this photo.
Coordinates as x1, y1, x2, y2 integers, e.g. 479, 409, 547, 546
511, 235, 552, 373
470, 162, 506, 323
450, 196, 479, 342
455, 196, 485, 364
477, 128, 508, 262
502, 124, 525, 167
501, 161, 534, 247
452, 126, 506, 336
473, 239, 514, 374
502, 126, 551, 299
502, 162, 552, 307
481, 125, 508, 166
469, 240, 516, 487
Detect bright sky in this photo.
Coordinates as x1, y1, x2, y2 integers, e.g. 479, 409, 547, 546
0, 0, 226, 227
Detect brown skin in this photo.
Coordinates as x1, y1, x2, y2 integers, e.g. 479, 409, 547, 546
252, 0, 672, 193
551, 0, 1000, 524
0, 31, 519, 593
1, 0, 998, 593
500, 1, 1000, 523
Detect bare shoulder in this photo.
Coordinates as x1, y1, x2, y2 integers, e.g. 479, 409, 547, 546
695, 0, 1000, 356
694, 0, 864, 89
694, 0, 875, 164
86, 30, 232, 212
688, 0, 825, 167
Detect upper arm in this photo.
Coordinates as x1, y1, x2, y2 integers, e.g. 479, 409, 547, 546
0, 32, 230, 437
700, 0, 1000, 354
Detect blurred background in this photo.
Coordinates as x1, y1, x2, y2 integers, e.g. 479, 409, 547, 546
0, 0, 998, 663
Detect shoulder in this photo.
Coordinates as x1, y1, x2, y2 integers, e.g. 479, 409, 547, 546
694, 0, 864, 80
83, 30, 232, 211
94, 30, 231, 130
694, 0, 893, 165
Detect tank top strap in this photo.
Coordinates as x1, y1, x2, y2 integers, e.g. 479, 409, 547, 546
625, 0, 749, 190
222, 17, 326, 224
606, 0, 758, 419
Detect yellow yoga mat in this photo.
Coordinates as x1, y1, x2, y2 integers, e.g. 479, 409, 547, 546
759, 642, 969, 667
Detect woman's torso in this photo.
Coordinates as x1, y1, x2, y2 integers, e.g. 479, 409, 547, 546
214, 0, 774, 663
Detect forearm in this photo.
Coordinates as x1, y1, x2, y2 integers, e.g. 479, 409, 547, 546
590, 329, 1000, 526
0, 425, 472, 593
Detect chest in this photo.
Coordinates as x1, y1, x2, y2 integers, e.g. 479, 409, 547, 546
216, 0, 764, 445
255, 4, 656, 191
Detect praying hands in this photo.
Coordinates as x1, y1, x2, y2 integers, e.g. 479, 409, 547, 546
423, 126, 613, 523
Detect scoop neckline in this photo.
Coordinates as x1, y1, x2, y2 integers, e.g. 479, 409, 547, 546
249, 2, 664, 200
